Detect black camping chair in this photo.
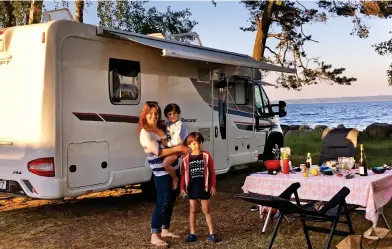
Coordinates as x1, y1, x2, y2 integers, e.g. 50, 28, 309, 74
319, 128, 359, 165
237, 183, 354, 249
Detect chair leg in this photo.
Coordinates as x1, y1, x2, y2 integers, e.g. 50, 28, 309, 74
268, 212, 284, 249
344, 210, 354, 234
300, 219, 312, 249
262, 207, 273, 233
325, 220, 338, 249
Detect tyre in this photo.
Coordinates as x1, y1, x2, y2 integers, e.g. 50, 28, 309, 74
262, 134, 284, 161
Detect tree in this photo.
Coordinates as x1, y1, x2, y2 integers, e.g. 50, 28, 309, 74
97, 0, 197, 36
75, 0, 85, 22
0, 1, 31, 28
241, 1, 357, 90
3, 1, 16, 28
29, 0, 43, 24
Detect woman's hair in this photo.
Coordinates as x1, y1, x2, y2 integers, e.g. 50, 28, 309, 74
185, 132, 204, 145
138, 102, 163, 134
164, 103, 181, 118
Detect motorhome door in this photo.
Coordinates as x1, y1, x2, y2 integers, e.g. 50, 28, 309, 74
212, 77, 229, 170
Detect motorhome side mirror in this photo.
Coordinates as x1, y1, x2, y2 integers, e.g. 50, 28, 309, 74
278, 101, 287, 117
271, 101, 287, 117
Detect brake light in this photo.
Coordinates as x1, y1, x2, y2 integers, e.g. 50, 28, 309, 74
0, 30, 3, 35
28, 157, 55, 177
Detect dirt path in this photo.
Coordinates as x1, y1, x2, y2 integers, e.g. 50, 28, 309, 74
0, 166, 390, 249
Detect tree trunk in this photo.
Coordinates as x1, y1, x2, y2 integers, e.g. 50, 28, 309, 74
75, 0, 84, 23
25, 1, 31, 25
4, 1, 16, 27
252, 1, 274, 61
28, 0, 43, 25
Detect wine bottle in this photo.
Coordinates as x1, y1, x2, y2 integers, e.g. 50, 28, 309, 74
359, 144, 368, 176
306, 152, 312, 171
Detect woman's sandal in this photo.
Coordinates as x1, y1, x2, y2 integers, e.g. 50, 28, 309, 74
184, 234, 197, 242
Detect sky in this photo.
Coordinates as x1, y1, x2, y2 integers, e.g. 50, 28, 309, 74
47, 0, 392, 101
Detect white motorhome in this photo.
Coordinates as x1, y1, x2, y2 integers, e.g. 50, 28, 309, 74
0, 19, 295, 199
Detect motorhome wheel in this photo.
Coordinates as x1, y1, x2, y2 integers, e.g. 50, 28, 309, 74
262, 135, 284, 161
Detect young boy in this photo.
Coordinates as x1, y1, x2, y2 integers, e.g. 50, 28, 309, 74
162, 103, 189, 190
180, 132, 218, 243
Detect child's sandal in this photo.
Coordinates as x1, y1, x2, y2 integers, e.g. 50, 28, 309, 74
208, 234, 219, 243
184, 234, 197, 242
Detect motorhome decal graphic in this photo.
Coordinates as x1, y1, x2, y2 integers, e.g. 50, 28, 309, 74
72, 112, 139, 123
181, 118, 197, 122
72, 112, 104, 122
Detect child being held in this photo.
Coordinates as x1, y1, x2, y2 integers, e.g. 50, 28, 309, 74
162, 103, 189, 190
180, 132, 219, 243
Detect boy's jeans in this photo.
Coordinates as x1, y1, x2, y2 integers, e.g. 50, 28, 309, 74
151, 169, 180, 234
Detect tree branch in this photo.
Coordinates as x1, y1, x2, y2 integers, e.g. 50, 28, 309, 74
266, 46, 284, 66
268, 33, 287, 39
296, 0, 308, 11
301, 25, 319, 43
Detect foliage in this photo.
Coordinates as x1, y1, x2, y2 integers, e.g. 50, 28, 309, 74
240, 1, 357, 90
0, 1, 31, 28
97, 0, 197, 36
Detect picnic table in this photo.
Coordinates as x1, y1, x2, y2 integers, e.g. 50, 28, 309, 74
242, 170, 392, 230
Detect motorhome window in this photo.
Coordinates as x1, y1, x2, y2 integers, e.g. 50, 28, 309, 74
254, 86, 264, 110
234, 79, 248, 105
260, 86, 271, 115
109, 58, 141, 105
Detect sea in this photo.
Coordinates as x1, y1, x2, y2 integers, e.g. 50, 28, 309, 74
279, 101, 392, 131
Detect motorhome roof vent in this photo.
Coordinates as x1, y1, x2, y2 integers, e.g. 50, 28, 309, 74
167, 32, 203, 46
43, 8, 74, 22
147, 32, 203, 46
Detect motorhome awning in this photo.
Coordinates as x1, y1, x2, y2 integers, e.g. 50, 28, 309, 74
97, 27, 297, 74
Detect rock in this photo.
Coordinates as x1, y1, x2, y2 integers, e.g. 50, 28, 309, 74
289, 125, 300, 130
299, 125, 311, 131
285, 130, 313, 137
281, 124, 290, 134
337, 124, 346, 128
365, 122, 392, 139
314, 125, 328, 131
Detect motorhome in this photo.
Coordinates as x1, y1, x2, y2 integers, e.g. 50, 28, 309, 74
0, 19, 295, 199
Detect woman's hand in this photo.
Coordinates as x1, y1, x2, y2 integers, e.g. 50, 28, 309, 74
180, 145, 191, 155
160, 138, 168, 147
210, 187, 216, 197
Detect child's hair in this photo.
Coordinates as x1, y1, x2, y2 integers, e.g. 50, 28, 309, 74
185, 132, 204, 145
164, 103, 181, 118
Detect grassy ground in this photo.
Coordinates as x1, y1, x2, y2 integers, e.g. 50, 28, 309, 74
285, 130, 392, 167
0, 133, 391, 249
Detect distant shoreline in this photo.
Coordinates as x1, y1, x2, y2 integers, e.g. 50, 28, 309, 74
281, 95, 392, 104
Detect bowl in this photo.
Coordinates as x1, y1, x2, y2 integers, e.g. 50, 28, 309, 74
372, 166, 386, 174
264, 160, 281, 172
320, 168, 334, 176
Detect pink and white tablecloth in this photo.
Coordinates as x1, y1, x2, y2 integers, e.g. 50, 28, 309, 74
242, 171, 392, 225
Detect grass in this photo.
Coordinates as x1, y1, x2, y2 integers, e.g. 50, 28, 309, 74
0, 133, 391, 249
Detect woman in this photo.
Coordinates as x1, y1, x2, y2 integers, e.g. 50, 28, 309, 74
138, 101, 189, 247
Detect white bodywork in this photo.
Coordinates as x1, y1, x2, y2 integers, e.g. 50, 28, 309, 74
0, 20, 293, 199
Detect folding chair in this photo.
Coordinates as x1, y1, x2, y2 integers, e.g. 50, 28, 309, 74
319, 127, 358, 165
237, 183, 354, 249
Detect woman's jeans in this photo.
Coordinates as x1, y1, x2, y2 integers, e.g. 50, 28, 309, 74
151, 169, 180, 234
